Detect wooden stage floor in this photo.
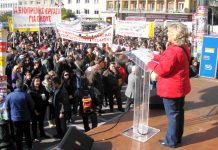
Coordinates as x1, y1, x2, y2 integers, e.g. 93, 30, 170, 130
87, 78, 218, 150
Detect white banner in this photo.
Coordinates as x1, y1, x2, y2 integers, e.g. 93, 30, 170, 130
12, 6, 61, 28
56, 23, 113, 44
115, 20, 149, 38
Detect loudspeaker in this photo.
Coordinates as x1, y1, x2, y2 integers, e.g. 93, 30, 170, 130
57, 127, 94, 150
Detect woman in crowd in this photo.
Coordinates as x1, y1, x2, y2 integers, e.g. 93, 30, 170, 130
11, 64, 23, 90
61, 70, 74, 121
42, 74, 55, 128
147, 23, 191, 148
28, 76, 49, 141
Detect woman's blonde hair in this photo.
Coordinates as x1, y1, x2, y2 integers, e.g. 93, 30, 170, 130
12, 64, 21, 74
168, 23, 189, 46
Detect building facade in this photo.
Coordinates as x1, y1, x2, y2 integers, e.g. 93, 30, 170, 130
16, 0, 58, 6
103, 0, 197, 22
62, 0, 106, 20
0, 0, 18, 12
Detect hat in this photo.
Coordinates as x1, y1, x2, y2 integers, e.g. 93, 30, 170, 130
59, 57, 66, 62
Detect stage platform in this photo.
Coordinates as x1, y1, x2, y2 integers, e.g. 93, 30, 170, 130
87, 78, 218, 150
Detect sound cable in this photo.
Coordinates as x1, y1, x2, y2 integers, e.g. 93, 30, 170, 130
90, 103, 132, 142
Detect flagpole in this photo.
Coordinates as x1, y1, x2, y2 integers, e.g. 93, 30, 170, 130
38, 6, 41, 44
12, 4, 15, 47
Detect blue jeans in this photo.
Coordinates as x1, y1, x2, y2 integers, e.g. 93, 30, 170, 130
163, 97, 185, 146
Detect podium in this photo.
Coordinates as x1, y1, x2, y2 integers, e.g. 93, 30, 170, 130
122, 49, 160, 142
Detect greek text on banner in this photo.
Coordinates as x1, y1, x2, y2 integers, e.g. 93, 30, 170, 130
56, 23, 113, 44
12, 6, 61, 28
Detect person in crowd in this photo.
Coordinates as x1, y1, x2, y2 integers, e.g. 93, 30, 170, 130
61, 70, 74, 122
147, 23, 191, 148
115, 61, 127, 86
42, 74, 55, 128
23, 71, 32, 92
124, 65, 140, 112
79, 75, 98, 132
41, 52, 52, 75
52, 77, 70, 139
31, 58, 45, 80
189, 59, 199, 78
28, 76, 49, 141
85, 64, 105, 115
5, 79, 34, 150
102, 62, 124, 112
22, 56, 33, 74
11, 64, 23, 90
54, 57, 69, 78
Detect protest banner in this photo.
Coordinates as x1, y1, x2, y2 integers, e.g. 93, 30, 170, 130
0, 28, 7, 75
115, 20, 149, 38
56, 23, 113, 44
12, 6, 61, 28
8, 16, 39, 32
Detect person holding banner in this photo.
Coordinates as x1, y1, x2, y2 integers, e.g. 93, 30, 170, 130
146, 23, 191, 148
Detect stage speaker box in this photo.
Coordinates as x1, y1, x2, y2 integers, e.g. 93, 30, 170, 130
57, 126, 94, 150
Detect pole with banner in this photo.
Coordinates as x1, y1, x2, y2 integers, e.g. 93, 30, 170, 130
196, 0, 208, 60
0, 24, 12, 149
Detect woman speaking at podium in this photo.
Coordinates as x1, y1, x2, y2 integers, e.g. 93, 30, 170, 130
146, 23, 191, 148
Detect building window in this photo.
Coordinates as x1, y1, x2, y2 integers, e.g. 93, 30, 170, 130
108, 2, 113, 9
51, 0, 55, 5
85, 0, 89, 3
24, 1, 28, 5
178, 2, 184, 12
68, 0, 72, 4
148, 2, 155, 11
84, 9, 89, 14
30, 1, 34, 4
44, 0, 47, 5
157, 2, 164, 11
76, 0, 80, 3
168, 1, 174, 12
76, 10, 80, 14
36, 0, 40, 4
94, 0, 99, 4
94, 10, 99, 14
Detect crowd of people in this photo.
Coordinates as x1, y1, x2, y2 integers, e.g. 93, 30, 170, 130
0, 24, 199, 149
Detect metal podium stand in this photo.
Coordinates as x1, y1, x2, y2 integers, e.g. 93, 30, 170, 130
122, 49, 160, 142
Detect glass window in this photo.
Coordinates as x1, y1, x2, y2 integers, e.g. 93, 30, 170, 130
84, 9, 89, 14
94, 0, 99, 4
51, 0, 55, 5
68, 0, 72, 4
85, 0, 90, 3
94, 10, 99, 14
178, 2, 184, 12
76, 0, 80, 3
76, 10, 80, 14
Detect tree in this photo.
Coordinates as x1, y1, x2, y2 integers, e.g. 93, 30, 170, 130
0, 12, 12, 22
61, 8, 76, 20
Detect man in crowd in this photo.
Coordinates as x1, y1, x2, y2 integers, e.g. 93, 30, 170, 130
5, 79, 34, 150
52, 77, 70, 139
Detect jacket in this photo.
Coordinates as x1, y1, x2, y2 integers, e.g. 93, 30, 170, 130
5, 88, 34, 121
147, 44, 191, 98
125, 72, 140, 99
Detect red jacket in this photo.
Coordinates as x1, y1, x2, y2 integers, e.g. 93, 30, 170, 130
147, 44, 191, 98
